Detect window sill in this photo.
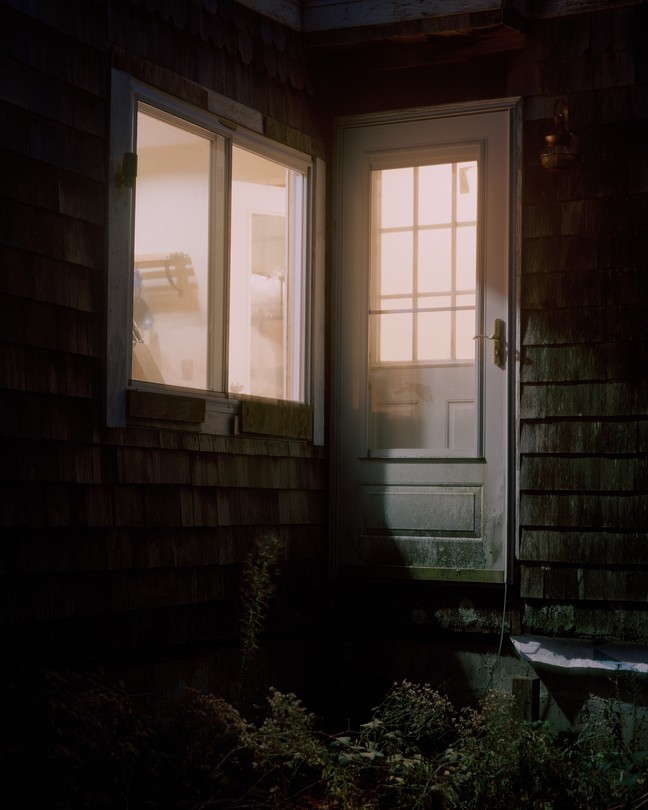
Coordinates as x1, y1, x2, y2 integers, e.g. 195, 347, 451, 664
127, 388, 206, 422
238, 396, 313, 442
126, 387, 313, 442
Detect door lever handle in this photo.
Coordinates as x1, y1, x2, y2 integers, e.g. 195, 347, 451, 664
473, 318, 505, 368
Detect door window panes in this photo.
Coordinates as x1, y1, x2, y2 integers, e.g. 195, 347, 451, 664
369, 160, 479, 452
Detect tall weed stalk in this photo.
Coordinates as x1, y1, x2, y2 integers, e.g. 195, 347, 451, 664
239, 532, 285, 685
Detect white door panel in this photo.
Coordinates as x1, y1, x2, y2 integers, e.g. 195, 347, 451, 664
332, 100, 518, 583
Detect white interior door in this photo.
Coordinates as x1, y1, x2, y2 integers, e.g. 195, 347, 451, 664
332, 100, 518, 583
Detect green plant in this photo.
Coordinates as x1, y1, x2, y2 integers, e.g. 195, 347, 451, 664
243, 687, 331, 806
0, 665, 149, 810
248, 687, 329, 770
327, 681, 456, 809
239, 532, 285, 682
368, 680, 456, 756
145, 687, 253, 808
557, 682, 648, 810
4, 665, 648, 810
444, 690, 564, 810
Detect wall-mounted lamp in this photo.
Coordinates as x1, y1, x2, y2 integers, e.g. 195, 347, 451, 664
541, 99, 580, 172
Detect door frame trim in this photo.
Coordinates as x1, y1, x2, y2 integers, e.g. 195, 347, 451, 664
330, 97, 522, 584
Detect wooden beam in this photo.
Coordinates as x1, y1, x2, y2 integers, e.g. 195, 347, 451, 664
235, 0, 303, 29
305, 9, 526, 70
303, 1, 506, 32
305, 8, 520, 47
526, 0, 647, 19
303, 0, 644, 33
512, 675, 540, 721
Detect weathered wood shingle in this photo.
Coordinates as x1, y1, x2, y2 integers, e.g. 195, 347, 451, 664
518, 6, 648, 619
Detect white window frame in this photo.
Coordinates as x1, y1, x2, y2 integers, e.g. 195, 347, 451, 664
106, 69, 325, 443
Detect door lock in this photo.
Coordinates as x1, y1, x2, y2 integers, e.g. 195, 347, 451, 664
473, 318, 505, 368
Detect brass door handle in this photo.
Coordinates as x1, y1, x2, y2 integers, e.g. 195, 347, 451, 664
473, 318, 505, 368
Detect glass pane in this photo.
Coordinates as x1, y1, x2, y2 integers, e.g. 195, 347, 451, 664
456, 293, 476, 308
380, 168, 413, 228
419, 295, 452, 311
418, 311, 451, 360
382, 297, 413, 311
229, 146, 305, 401
456, 225, 477, 289
369, 159, 479, 453
132, 110, 212, 389
456, 308, 477, 359
369, 366, 421, 448
380, 232, 413, 296
419, 229, 452, 292
456, 161, 478, 222
369, 364, 476, 451
376, 311, 413, 362
419, 163, 452, 224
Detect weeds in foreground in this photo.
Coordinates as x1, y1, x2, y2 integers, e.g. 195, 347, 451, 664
239, 532, 285, 684
1, 669, 646, 809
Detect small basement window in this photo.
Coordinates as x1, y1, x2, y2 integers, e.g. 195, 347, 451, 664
107, 71, 324, 440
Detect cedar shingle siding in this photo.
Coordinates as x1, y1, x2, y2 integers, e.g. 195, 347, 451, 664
0, 0, 327, 690
1, 0, 647, 699
515, 10, 648, 627
311, 4, 648, 643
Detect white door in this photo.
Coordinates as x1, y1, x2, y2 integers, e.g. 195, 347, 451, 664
332, 100, 518, 583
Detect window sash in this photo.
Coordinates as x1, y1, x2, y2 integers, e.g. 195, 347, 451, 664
128, 90, 312, 402
107, 70, 323, 440
228, 145, 309, 402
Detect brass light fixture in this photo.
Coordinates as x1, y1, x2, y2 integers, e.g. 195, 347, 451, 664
541, 99, 580, 172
